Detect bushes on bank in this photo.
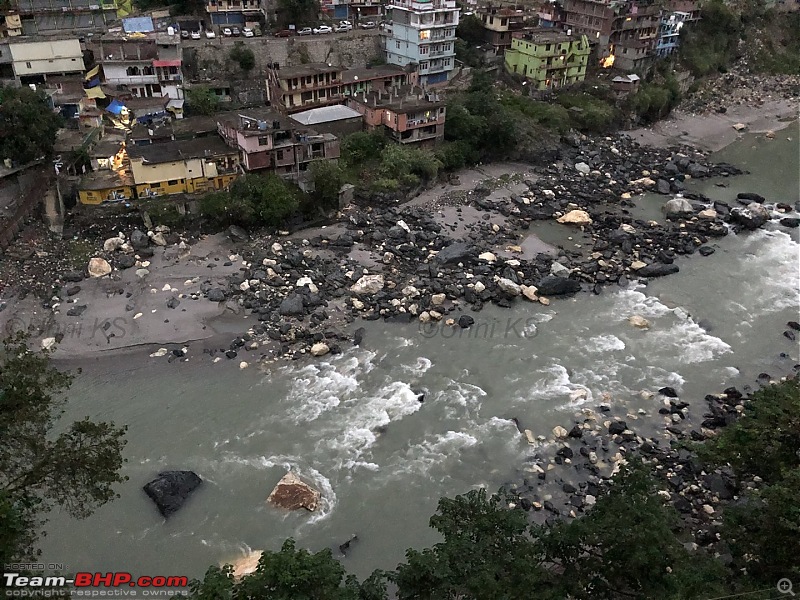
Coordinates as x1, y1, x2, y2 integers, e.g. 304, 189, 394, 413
198, 174, 300, 227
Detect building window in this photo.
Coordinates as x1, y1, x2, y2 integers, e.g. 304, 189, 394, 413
276, 150, 284, 160
419, 29, 430, 40
420, 45, 428, 54
444, 58, 450, 66
167, 179, 179, 185
396, 41, 400, 49
25, 61, 31, 68
258, 136, 270, 146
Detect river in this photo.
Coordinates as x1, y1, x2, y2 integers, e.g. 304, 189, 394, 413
39, 130, 800, 582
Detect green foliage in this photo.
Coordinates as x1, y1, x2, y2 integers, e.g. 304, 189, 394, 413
341, 130, 388, 167
0, 85, 63, 166
393, 488, 551, 599
556, 92, 616, 133
230, 44, 256, 72
433, 141, 474, 171
379, 144, 441, 183
189, 539, 363, 599
310, 159, 344, 211
0, 333, 127, 562
630, 73, 681, 124
500, 94, 572, 134
185, 86, 219, 116
680, 0, 741, 75
198, 174, 300, 228
698, 379, 800, 584
456, 14, 486, 45
454, 38, 485, 68
276, 0, 320, 27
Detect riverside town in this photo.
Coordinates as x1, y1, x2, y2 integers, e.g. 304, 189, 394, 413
0, 0, 798, 595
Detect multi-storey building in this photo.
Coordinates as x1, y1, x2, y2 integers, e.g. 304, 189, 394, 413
665, 0, 700, 22
265, 63, 410, 114
216, 108, 340, 185
89, 28, 183, 99
347, 85, 445, 146
562, 0, 660, 71
0, 0, 117, 36
382, 0, 459, 86
205, 0, 263, 27
0, 37, 84, 85
504, 29, 590, 90
655, 10, 689, 57
476, 5, 533, 54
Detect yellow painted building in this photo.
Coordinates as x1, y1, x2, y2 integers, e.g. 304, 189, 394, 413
79, 137, 241, 204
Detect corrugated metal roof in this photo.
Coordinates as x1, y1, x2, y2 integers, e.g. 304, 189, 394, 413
291, 104, 363, 126
123, 16, 154, 33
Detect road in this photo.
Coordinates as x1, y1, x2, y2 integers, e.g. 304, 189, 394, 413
180, 27, 380, 49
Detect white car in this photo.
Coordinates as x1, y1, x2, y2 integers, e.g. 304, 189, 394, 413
313, 25, 333, 34
297, 27, 313, 35
339, 20, 353, 29
222, 27, 232, 36
205, 29, 216, 38
190, 30, 201, 39
359, 21, 376, 29
334, 23, 349, 33
243, 27, 254, 37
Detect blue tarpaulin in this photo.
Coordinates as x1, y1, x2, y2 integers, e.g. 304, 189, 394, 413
86, 76, 101, 88
106, 99, 126, 115
122, 16, 154, 33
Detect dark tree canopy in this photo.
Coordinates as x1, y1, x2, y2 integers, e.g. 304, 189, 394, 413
0, 86, 63, 166
0, 333, 127, 563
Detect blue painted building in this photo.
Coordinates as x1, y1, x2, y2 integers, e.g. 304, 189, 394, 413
382, 0, 460, 87
655, 11, 689, 57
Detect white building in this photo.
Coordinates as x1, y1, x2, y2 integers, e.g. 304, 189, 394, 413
7, 38, 84, 84
383, 0, 459, 86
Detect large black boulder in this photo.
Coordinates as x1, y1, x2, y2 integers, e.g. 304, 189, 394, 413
736, 192, 766, 203
143, 470, 202, 518
537, 276, 581, 296
637, 263, 679, 278
434, 242, 474, 265
279, 294, 305, 316
130, 229, 149, 250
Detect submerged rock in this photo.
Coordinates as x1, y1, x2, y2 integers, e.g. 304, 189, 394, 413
637, 263, 679, 278
143, 470, 203, 518
267, 471, 320, 512
730, 203, 770, 230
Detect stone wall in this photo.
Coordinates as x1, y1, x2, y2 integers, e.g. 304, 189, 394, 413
185, 33, 383, 83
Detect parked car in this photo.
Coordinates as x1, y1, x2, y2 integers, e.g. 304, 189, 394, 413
190, 30, 201, 39
313, 24, 333, 34
243, 27, 254, 37
339, 20, 353, 29
359, 21, 376, 29
274, 29, 293, 37
222, 27, 233, 36
205, 29, 216, 38
334, 23, 349, 33
297, 27, 313, 35
232, 26, 241, 36
180, 29, 190, 39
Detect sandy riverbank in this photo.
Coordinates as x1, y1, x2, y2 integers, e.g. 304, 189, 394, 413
627, 99, 798, 153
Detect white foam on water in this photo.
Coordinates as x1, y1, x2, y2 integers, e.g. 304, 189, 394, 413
317, 380, 424, 469
433, 380, 488, 420
526, 364, 593, 408
734, 229, 800, 313
387, 430, 479, 479
403, 356, 433, 377
586, 334, 626, 353
645, 320, 732, 363
282, 354, 369, 424
609, 286, 673, 320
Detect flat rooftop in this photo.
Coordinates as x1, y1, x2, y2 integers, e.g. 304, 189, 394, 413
127, 136, 235, 164
291, 104, 363, 125
341, 64, 407, 83
273, 63, 342, 79
80, 170, 133, 190
515, 28, 578, 44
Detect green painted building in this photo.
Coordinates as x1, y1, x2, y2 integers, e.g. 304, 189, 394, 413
504, 30, 590, 91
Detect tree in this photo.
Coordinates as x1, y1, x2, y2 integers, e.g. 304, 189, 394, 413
341, 130, 388, 167
276, 0, 320, 27
456, 14, 486, 46
310, 159, 344, 211
188, 539, 372, 599
0, 86, 63, 166
0, 333, 127, 563
198, 174, 301, 228
230, 44, 256, 72
392, 488, 552, 599
185, 86, 219, 116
